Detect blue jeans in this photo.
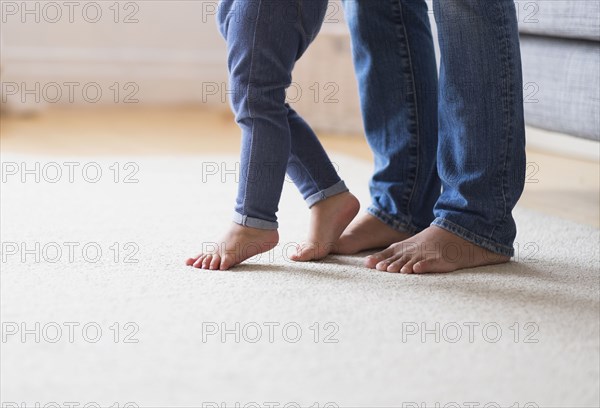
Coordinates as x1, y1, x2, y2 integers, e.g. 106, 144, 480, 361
217, 0, 348, 230
344, 0, 526, 256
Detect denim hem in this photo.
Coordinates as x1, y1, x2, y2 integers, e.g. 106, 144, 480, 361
367, 206, 419, 235
305, 180, 349, 208
233, 212, 278, 230
431, 217, 514, 257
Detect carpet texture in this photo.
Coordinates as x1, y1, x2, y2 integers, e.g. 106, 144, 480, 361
1, 153, 599, 408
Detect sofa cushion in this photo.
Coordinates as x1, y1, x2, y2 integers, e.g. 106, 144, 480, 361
518, 1, 600, 41
520, 35, 600, 141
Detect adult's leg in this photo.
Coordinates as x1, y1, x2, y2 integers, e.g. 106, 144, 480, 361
368, 0, 526, 273
336, 0, 441, 254
432, 0, 526, 255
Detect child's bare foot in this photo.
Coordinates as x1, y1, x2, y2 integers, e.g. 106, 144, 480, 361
186, 223, 279, 270
333, 213, 412, 255
365, 225, 510, 273
290, 192, 360, 262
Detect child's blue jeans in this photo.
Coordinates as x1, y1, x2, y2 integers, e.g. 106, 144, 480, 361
217, 0, 348, 230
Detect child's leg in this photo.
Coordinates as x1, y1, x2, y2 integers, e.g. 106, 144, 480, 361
270, 1, 360, 261
286, 107, 359, 261
188, 0, 351, 269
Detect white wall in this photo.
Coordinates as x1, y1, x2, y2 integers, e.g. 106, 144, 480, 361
1, 0, 228, 106
0, 0, 437, 134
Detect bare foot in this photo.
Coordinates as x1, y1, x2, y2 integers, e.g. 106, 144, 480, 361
333, 213, 412, 255
186, 223, 279, 270
290, 192, 360, 262
365, 225, 510, 273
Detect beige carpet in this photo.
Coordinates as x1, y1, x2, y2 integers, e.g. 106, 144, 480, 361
1, 153, 599, 408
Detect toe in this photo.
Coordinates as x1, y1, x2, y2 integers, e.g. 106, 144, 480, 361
209, 254, 221, 270
400, 258, 419, 274
289, 244, 303, 261
412, 260, 431, 273
364, 255, 380, 269
386, 261, 401, 273
202, 254, 213, 269
413, 258, 456, 274
412, 259, 431, 274
387, 255, 410, 273
186, 253, 202, 266
292, 243, 319, 262
376, 259, 393, 271
365, 247, 395, 269
220, 254, 236, 270
192, 255, 206, 269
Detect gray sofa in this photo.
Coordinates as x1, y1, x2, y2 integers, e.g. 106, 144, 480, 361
295, 1, 600, 143
518, 1, 600, 141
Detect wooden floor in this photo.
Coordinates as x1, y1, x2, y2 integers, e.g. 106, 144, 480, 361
2, 105, 598, 228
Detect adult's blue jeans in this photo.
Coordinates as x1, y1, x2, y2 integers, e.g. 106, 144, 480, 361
344, 0, 526, 256
217, 0, 348, 230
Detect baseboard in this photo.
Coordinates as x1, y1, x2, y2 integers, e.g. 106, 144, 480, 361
526, 126, 600, 162
1, 45, 227, 107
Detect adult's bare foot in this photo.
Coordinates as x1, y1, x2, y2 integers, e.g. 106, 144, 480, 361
290, 192, 360, 262
333, 213, 412, 255
186, 223, 279, 270
365, 225, 510, 273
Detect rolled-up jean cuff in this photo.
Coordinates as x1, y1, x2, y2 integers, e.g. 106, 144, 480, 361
233, 212, 278, 230
305, 180, 349, 208
431, 217, 515, 257
367, 206, 419, 235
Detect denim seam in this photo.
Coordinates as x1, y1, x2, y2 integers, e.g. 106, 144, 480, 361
502, 3, 516, 235
394, 0, 422, 225
432, 217, 514, 257
491, 1, 512, 241
240, 0, 263, 218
